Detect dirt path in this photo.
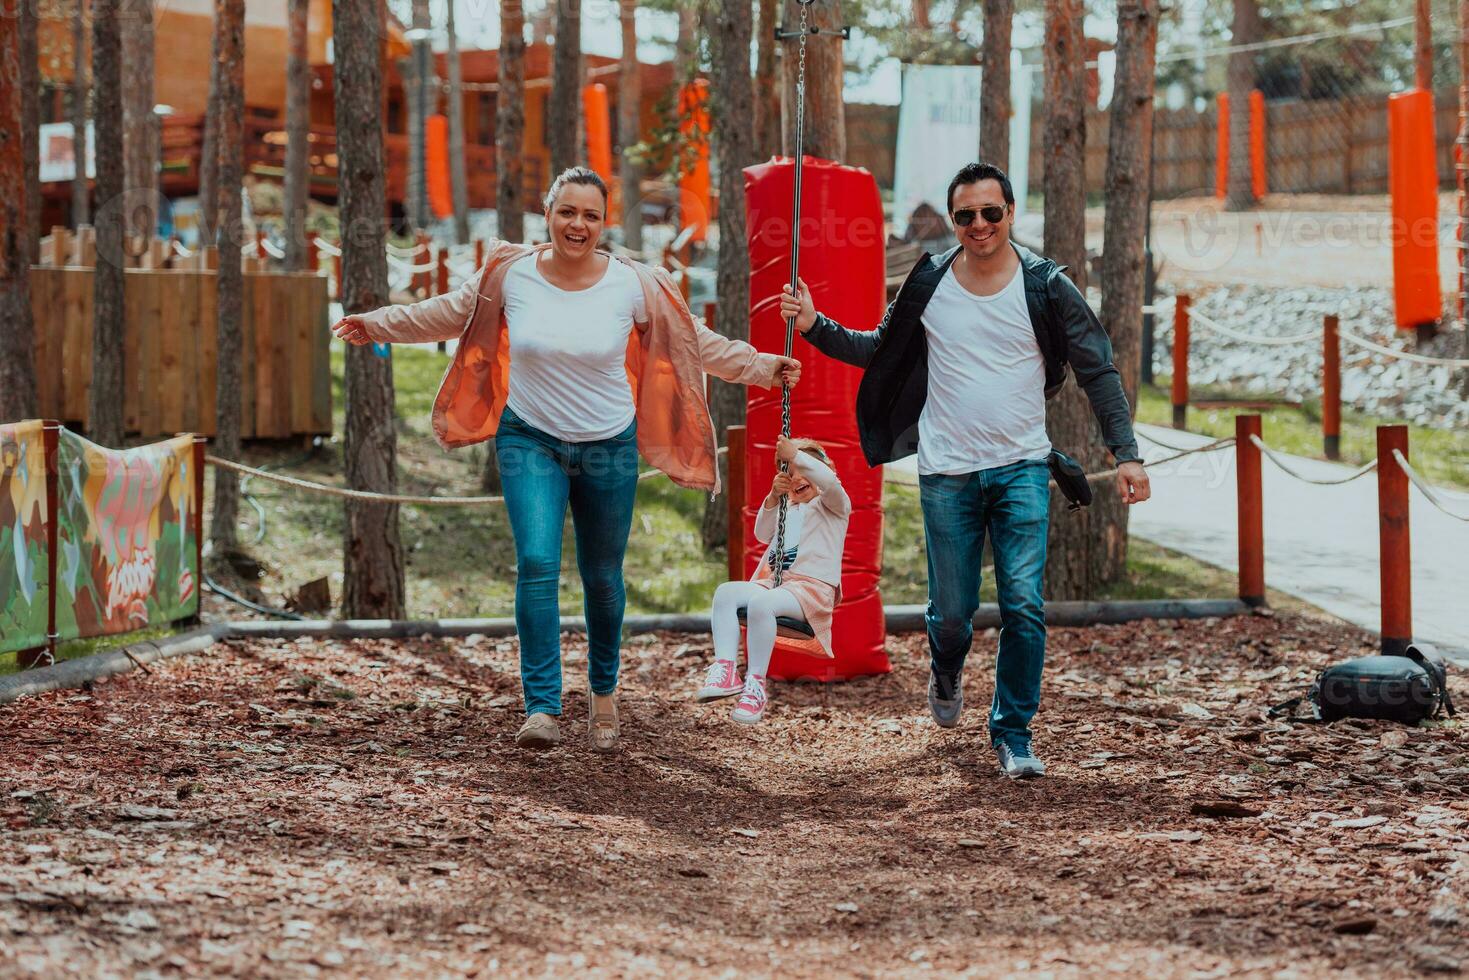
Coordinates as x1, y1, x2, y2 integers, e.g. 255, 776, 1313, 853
2, 613, 1467, 977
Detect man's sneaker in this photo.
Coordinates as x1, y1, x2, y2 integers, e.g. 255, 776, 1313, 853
515, 712, 562, 749
730, 675, 769, 725
928, 670, 963, 728
995, 741, 1046, 779
697, 660, 744, 702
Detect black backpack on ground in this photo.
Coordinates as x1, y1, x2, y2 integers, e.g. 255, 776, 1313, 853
1269, 642, 1455, 725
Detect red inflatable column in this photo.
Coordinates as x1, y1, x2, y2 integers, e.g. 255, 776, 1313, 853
743, 157, 890, 681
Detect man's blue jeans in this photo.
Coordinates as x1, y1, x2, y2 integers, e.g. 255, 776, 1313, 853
919, 458, 1050, 748
495, 406, 640, 717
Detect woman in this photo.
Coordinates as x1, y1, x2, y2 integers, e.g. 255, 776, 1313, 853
332, 167, 801, 754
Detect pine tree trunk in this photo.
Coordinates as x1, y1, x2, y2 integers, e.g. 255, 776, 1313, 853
780, 0, 844, 162
617, 0, 643, 255
283, 0, 310, 271
405, 0, 432, 231
70, 0, 89, 226
198, 11, 222, 243
979, 0, 1012, 167
496, 0, 525, 245
209, 0, 245, 553
548, 0, 583, 177
446, 0, 471, 245
121, 0, 157, 244
336, 0, 406, 618
1225, 0, 1259, 211
20, 0, 39, 261
701, 0, 756, 552
754, 0, 780, 159
1041, 0, 1117, 600
1, 2, 39, 421
1461, 0, 1469, 398
88, 0, 124, 447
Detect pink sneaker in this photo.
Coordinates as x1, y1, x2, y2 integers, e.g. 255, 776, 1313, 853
731, 675, 769, 725
696, 659, 743, 702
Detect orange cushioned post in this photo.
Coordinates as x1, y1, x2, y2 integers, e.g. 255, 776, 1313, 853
1249, 89, 1267, 199
583, 83, 612, 185
1214, 92, 1229, 200
1387, 89, 1442, 330
425, 114, 454, 220
678, 80, 711, 244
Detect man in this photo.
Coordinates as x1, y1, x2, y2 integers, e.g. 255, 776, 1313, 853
779, 162, 1151, 778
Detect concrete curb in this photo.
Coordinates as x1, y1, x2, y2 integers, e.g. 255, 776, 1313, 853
1, 599, 1251, 706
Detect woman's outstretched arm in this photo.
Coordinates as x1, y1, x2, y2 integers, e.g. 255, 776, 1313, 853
332, 265, 484, 346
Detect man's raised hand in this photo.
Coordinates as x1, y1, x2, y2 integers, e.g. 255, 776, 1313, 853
778, 278, 817, 334
1116, 461, 1151, 505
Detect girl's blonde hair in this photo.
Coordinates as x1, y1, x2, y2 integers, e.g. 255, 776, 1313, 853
790, 438, 836, 477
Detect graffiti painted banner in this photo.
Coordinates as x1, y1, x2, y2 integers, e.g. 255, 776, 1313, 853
0, 421, 52, 654
55, 431, 199, 643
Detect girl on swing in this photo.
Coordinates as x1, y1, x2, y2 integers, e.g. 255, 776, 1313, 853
332, 167, 802, 753
697, 435, 851, 723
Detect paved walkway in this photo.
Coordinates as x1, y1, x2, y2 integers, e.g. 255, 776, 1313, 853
885, 423, 1469, 656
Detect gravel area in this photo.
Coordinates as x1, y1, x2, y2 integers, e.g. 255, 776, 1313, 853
2, 613, 1467, 977
1151, 284, 1469, 429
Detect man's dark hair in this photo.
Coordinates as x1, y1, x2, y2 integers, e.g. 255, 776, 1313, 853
946, 162, 1015, 214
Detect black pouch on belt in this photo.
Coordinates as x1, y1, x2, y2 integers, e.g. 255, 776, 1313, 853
1047, 449, 1092, 511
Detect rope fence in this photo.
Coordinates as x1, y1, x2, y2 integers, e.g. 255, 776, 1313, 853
1248, 434, 1379, 485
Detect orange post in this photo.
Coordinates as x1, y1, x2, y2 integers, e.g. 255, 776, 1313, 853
255, 228, 266, 259
1214, 93, 1229, 200
1387, 90, 1442, 332
1171, 294, 1190, 429
1377, 425, 1412, 655
1235, 415, 1265, 607
474, 238, 485, 271
1322, 314, 1341, 460
413, 232, 431, 294
306, 231, 320, 273
436, 247, 449, 296
678, 80, 711, 243
1249, 89, 1268, 199
583, 83, 613, 185
726, 425, 747, 583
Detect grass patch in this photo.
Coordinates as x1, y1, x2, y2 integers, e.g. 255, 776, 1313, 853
1138, 380, 1469, 491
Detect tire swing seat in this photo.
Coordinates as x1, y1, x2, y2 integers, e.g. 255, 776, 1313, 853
736, 606, 828, 659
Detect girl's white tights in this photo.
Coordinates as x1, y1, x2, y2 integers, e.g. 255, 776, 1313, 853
710, 581, 805, 679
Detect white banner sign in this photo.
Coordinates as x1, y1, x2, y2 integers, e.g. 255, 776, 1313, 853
38, 121, 96, 184
892, 64, 982, 237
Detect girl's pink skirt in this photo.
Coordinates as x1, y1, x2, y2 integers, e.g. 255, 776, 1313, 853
752, 562, 839, 659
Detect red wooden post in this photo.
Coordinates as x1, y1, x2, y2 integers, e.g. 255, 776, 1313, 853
306, 232, 320, 273
436, 247, 450, 296
333, 251, 343, 300
727, 425, 746, 583
1322, 314, 1341, 460
1171, 294, 1190, 429
255, 228, 266, 259
704, 301, 716, 326
1377, 425, 1412, 655
413, 232, 431, 294
1235, 414, 1265, 607
474, 238, 485, 270
192, 435, 206, 621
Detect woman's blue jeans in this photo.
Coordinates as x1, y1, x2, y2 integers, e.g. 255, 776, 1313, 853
918, 459, 1050, 748
494, 406, 640, 717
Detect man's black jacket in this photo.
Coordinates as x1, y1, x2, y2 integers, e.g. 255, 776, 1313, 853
801, 242, 1142, 468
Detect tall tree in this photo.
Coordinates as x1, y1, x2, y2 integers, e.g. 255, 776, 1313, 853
445, 0, 471, 244
70, 0, 89, 226
210, 0, 245, 552
548, 0, 583, 176
336, 0, 406, 617
197, 9, 222, 243
20, 0, 39, 259
283, 0, 310, 271
120, 0, 157, 244
495, 0, 525, 246
88, 0, 124, 447
754, 0, 780, 158
0, 0, 39, 420
780, 0, 844, 162
979, 0, 1012, 167
1224, 0, 1260, 210
1462, 0, 1469, 394
405, 0, 432, 230
701, 0, 757, 552
617, 0, 643, 255
1040, 0, 1106, 600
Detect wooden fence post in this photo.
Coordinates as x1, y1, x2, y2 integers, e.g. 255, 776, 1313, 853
1377, 425, 1412, 655
1235, 414, 1265, 607
1171, 293, 1190, 429
23, 421, 64, 669
474, 238, 485, 270
333, 251, 342, 300
306, 232, 320, 273
727, 425, 746, 583
192, 435, 206, 622
436, 247, 450, 296
1322, 314, 1341, 460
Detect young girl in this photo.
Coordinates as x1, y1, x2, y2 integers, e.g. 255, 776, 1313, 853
697, 435, 852, 723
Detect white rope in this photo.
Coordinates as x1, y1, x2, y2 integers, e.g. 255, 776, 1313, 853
1187, 308, 1318, 347
172, 240, 194, 258
1138, 428, 1227, 454
386, 242, 429, 258
315, 239, 342, 257
1337, 328, 1469, 368
1083, 437, 1236, 484
259, 238, 286, 260
1248, 435, 1378, 485
387, 256, 440, 275
1393, 450, 1469, 523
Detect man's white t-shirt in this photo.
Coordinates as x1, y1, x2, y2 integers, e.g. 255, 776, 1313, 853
916, 260, 1052, 476
502, 254, 648, 442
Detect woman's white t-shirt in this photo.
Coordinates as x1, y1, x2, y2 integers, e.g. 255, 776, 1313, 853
502, 253, 648, 443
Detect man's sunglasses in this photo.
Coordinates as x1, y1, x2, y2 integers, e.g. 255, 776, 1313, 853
952, 205, 1008, 227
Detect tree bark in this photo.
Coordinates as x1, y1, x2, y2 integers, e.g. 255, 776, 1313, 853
70, 0, 89, 226
701, 0, 756, 552
198, 9, 222, 243
335, 0, 405, 618
283, 0, 310, 271
120, 0, 157, 244
1225, 0, 1260, 211
754, 0, 780, 159
446, 0, 471, 245
1461, 0, 1469, 398
20, 0, 39, 260
405, 0, 432, 231
979, 0, 1012, 167
780, 0, 844, 162
617, 0, 643, 255
0, 0, 39, 420
209, 0, 245, 552
548, 0, 583, 177
88, 0, 124, 447
496, 0, 525, 245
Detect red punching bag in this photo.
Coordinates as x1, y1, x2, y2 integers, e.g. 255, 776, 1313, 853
743, 156, 890, 681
